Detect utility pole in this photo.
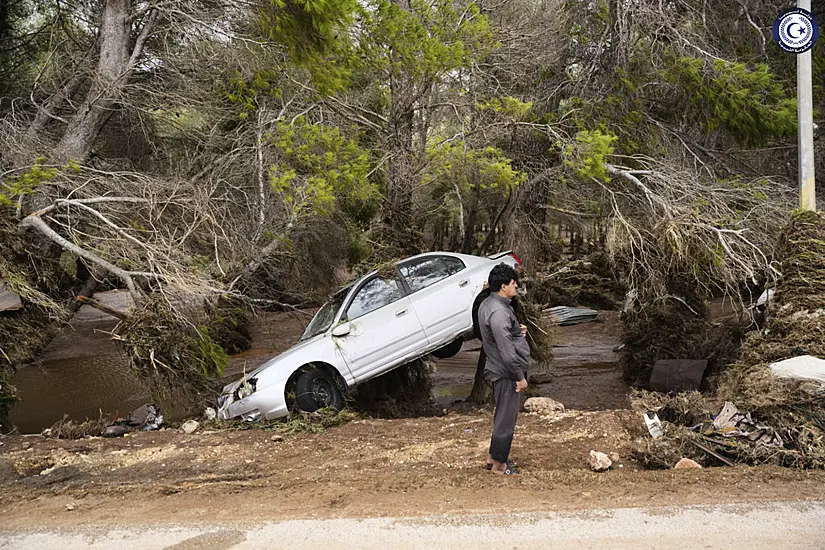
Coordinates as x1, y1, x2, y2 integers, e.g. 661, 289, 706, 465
798, 0, 816, 211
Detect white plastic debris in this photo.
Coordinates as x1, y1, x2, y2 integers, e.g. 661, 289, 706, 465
756, 288, 775, 308
769, 355, 825, 384
644, 412, 664, 439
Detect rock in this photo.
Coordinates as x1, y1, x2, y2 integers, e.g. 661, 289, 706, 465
40, 428, 53, 438
128, 404, 153, 426
270, 434, 284, 442
524, 397, 565, 414
609, 452, 620, 462
528, 373, 554, 385
131, 404, 164, 431
674, 457, 702, 469
21, 441, 31, 450
589, 450, 612, 472
102, 425, 130, 438
181, 420, 200, 434
65, 503, 76, 511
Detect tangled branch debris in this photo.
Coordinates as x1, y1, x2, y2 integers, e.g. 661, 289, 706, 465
620, 289, 746, 383
530, 253, 625, 311
46, 413, 110, 439
351, 358, 435, 418
215, 408, 361, 435
631, 211, 825, 469
113, 296, 228, 414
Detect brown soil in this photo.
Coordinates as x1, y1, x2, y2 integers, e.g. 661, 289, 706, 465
3, 308, 824, 528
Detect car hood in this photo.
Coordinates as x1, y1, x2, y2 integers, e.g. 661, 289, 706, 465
221, 333, 328, 393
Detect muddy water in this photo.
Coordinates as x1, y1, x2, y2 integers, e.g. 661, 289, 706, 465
9, 355, 149, 434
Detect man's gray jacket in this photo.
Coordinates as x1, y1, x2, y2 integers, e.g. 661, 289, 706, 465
477, 293, 530, 381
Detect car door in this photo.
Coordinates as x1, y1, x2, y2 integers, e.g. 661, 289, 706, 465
334, 274, 427, 382
398, 255, 474, 344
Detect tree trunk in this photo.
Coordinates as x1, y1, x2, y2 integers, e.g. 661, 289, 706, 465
468, 348, 493, 405
381, 0, 418, 252
25, 57, 91, 141
461, 181, 481, 254
52, 0, 152, 163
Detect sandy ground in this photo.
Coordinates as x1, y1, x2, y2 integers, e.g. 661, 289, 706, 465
3, 309, 825, 529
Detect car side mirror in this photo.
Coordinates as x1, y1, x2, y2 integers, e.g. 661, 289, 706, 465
331, 322, 351, 337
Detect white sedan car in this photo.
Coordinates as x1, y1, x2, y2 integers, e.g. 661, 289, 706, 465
217, 251, 522, 421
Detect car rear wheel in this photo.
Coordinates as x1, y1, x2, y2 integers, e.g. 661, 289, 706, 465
431, 338, 463, 359
295, 368, 344, 412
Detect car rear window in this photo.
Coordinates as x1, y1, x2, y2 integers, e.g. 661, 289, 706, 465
399, 256, 466, 293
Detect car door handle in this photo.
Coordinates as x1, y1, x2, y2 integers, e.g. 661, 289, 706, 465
459, 279, 470, 287
395, 309, 407, 317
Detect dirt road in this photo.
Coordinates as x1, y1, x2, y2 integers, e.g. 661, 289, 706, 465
3, 501, 824, 549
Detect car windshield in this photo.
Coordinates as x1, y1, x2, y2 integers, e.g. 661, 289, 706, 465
299, 287, 349, 341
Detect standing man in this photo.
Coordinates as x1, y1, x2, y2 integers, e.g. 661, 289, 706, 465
477, 263, 530, 475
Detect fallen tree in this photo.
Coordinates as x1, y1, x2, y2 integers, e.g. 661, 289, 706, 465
631, 211, 825, 469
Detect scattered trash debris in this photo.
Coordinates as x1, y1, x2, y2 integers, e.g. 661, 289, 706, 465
142, 405, 164, 431
589, 450, 612, 472
102, 425, 130, 438
769, 355, 825, 384
644, 412, 664, 439
674, 458, 702, 469
649, 359, 708, 393
524, 397, 565, 414
697, 401, 783, 447
756, 288, 774, 310
270, 434, 284, 442
204, 407, 217, 421
65, 503, 76, 512
181, 420, 200, 434
546, 306, 600, 326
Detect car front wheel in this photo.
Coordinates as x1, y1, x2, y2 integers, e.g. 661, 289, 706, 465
295, 368, 344, 412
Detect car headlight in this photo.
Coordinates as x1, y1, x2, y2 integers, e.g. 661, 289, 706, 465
235, 377, 257, 400
242, 410, 261, 422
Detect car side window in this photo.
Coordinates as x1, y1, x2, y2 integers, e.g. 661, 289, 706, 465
399, 256, 466, 293
345, 276, 404, 320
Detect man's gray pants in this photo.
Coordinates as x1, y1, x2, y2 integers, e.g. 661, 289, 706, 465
489, 378, 520, 463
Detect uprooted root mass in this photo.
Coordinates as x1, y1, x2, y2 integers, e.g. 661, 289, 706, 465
632, 211, 825, 469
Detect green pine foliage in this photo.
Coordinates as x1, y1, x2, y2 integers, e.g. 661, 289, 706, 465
665, 57, 797, 146
563, 130, 618, 182
269, 117, 380, 223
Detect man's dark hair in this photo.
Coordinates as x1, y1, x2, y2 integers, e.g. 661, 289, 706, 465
488, 263, 519, 293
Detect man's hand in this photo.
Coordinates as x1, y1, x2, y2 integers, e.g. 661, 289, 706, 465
515, 379, 528, 393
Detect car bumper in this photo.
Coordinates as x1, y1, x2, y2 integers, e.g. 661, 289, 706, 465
217, 379, 290, 421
